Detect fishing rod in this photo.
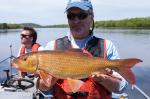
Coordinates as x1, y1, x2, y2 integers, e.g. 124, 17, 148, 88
8, 43, 16, 78
9, 43, 15, 78
0, 44, 16, 87
0, 44, 16, 64
0, 57, 10, 64
132, 85, 150, 99
0, 43, 16, 78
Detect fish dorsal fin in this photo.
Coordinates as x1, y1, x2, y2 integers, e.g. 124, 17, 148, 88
81, 48, 93, 57
64, 48, 93, 57
37, 70, 51, 87
65, 48, 82, 52
67, 78, 84, 93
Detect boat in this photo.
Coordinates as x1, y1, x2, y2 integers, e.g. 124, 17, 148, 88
0, 45, 53, 99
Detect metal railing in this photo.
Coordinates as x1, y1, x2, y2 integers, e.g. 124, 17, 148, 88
132, 85, 150, 99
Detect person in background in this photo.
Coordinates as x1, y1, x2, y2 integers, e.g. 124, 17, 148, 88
17, 27, 48, 98
18, 27, 43, 77
39, 0, 128, 99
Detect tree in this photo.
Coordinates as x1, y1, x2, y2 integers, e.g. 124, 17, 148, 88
2, 23, 8, 29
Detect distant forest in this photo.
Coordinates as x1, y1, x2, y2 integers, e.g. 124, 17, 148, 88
0, 23, 42, 29
95, 17, 150, 29
0, 17, 150, 29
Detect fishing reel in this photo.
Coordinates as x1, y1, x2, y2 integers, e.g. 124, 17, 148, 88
6, 78, 34, 90
1, 69, 34, 91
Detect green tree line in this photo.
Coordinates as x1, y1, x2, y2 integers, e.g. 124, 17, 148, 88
95, 17, 150, 29
0, 23, 21, 29
0, 23, 41, 29
1, 17, 150, 29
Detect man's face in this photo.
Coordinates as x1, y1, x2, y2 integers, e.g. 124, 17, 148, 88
67, 8, 93, 39
20, 30, 33, 46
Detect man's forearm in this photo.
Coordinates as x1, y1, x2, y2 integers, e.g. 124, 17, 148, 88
98, 74, 121, 92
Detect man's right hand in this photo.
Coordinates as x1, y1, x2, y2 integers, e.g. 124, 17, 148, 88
37, 75, 58, 91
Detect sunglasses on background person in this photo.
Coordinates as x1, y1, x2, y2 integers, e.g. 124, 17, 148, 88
20, 34, 32, 38
67, 12, 91, 20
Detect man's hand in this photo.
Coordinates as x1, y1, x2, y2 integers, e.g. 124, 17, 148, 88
90, 68, 113, 82
37, 75, 58, 91
90, 68, 121, 92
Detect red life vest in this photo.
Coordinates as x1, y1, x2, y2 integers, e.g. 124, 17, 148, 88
53, 36, 111, 99
19, 43, 40, 56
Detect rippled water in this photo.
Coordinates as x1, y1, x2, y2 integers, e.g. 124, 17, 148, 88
0, 28, 150, 97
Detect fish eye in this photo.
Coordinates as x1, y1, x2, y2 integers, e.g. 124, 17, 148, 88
23, 57, 27, 61
23, 55, 28, 61
20, 55, 28, 61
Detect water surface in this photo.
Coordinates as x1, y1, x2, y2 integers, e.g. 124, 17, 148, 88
0, 28, 150, 97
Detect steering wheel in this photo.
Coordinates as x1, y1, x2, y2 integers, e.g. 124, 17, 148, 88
6, 78, 34, 90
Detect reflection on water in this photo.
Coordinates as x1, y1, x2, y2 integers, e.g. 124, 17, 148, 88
94, 28, 150, 34
1, 28, 150, 65
0, 28, 150, 96
0, 30, 8, 33
0, 29, 21, 34
0, 28, 150, 66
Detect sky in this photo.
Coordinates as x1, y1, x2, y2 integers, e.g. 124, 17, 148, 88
0, 0, 150, 25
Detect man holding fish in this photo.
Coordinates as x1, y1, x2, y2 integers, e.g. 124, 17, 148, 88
38, 0, 133, 99
12, 0, 142, 99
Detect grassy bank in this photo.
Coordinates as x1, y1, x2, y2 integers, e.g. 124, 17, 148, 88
95, 17, 150, 29
0, 17, 150, 29
0, 23, 42, 29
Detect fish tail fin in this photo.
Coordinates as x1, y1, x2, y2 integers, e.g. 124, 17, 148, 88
118, 68, 135, 84
116, 58, 142, 85
120, 58, 142, 68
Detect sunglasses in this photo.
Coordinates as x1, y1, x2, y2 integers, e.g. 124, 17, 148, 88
67, 12, 90, 20
20, 34, 32, 38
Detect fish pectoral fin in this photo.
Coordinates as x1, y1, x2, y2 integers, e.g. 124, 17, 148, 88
37, 70, 51, 87
67, 79, 84, 93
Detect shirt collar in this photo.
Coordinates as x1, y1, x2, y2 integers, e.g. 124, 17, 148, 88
67, 32, 93, 48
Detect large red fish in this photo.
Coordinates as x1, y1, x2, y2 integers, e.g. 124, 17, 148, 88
12, 49, 142, 92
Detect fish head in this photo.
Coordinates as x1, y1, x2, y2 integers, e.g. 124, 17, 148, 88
12, 53, 38, 73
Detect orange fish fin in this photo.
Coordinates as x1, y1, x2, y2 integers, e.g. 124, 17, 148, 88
67, 78, 84, 93
119, 58, 142, 68
118, 68, 135, 84
81, 48, 93, 57
37, 70, 51, 87
117, 58, 142, 84
66, 48, 82, 52
64, 48, 93, 57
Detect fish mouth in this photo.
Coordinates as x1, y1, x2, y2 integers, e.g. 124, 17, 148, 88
11, 59, 19, 69
12, 61, 24, 71
12, 63, 17, 68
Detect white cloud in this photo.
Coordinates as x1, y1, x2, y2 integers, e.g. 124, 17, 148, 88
0, 0, 150, 25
